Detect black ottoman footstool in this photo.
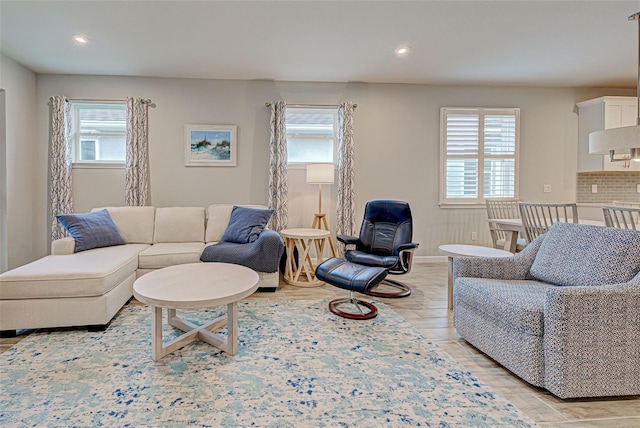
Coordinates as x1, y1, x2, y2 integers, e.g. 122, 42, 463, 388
315, 258, 388, 320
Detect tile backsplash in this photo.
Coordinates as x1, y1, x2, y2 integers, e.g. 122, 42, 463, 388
577, 172, 640, 203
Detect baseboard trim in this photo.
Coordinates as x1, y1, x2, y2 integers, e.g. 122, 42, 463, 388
414, 256, 447, 264
313, 256, 447, 264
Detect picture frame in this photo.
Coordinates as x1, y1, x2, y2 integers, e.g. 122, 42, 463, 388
184, 124, 237, 167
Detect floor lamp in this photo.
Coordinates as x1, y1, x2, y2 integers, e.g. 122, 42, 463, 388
306, 163, 336, 254
307, 163, 334, 229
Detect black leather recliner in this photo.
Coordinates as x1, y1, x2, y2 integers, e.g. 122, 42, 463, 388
337, 200, 419, 298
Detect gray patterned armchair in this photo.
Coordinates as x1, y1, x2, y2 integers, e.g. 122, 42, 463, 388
453, 222, 640, 399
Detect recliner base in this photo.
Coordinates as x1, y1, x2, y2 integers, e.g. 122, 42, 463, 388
364, 278, 411, 298
329, 297, 378, 320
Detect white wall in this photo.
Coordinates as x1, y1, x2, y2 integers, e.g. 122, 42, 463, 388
0, 89, 5, 272
31, 75, 634, 261
0, 54, 40, 270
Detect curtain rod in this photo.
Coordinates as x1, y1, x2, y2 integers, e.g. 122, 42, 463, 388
49, 97, 154, 106
264, 102, 357, 109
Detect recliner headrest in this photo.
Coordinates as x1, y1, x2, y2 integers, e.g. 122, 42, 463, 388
364, 200, 412, 225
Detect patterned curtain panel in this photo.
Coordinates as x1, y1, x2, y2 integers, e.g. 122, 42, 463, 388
267, 101, 288, 232
49, 95, 73, 241
125, 97, 149, 206
336, 102, 356, 256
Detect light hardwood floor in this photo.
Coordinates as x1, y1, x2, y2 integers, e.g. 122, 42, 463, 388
2, 262, 638, 427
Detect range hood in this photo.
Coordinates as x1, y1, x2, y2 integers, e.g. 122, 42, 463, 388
589, 12, 640, 162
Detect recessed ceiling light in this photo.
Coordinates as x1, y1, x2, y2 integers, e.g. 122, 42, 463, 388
395, 46, 410, 56
72, 34, 89, 44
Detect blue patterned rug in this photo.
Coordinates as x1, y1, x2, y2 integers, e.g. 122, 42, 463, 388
0, 300, 535, 427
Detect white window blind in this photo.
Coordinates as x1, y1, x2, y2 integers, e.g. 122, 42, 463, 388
285, 108, 337, 164
440, 108, 519, 205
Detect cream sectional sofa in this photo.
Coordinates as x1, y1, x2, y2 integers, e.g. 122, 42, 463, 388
0, 204, 280, 334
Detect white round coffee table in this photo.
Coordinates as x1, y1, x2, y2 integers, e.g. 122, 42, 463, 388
280, 228, 336, 287
133, 263, 259, 361
439, 244, 513, 310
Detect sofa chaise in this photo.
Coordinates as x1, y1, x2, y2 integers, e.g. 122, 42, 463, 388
453, 222, 640, 399
0, 204, 283, 334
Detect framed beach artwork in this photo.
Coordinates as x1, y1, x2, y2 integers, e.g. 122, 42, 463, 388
184, 124, 237, 167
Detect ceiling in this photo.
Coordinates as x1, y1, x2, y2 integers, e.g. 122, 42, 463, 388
1, 1, 639, 88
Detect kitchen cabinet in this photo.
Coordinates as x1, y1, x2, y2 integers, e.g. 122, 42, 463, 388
577, 96, 638, 172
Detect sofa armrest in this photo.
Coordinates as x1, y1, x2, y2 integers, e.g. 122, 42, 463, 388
51, 237, 75, 255
453, 235, 544, 281
543, 282, 640, 398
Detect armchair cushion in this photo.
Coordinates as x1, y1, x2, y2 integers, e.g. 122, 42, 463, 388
220, 206, 273, 244
56, 209, 125, 253
530, 223, 640, 287
345, 250, 398, 269
455, 278, 552, 337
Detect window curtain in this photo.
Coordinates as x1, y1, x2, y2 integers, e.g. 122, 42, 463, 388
49, 95, 73, 241
267, 101, 288, 232
336, 102, 356, 256
125, 97, 149, 206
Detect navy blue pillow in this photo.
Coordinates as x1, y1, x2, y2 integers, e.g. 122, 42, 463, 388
220, 206, 274, 244
56, 209, 125, 252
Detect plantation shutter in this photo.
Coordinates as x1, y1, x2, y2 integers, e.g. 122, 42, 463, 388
441, 108, 519, 204
483, 114, 516, 198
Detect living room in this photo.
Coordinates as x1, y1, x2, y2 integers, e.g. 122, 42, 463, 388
1, 1, 639, 426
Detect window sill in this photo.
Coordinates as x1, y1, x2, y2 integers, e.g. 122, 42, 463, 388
439, 202, 486, 209
287, 163, 336, 170
72, 162, 125, 170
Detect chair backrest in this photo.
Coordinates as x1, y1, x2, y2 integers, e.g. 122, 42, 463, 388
602, 205, 640, 230
518, 202, 578, 243
530, 222, 640, 287
485, 198, 520, 247
357, 200, 413, 257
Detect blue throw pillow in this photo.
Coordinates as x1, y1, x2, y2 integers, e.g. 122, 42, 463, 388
56, 209, 125, 252
220, 206, 274, 244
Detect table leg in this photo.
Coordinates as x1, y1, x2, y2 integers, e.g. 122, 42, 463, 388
152, 306, 163, 361
284, 237, 299, 283
447, 257, 454, 310
314, 238, 324, 265
149, 304, 239, 361
504, 230, 518, 253
294, 238, 314, 283
227, 302, 238, 355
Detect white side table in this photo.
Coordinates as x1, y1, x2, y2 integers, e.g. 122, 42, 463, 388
439, 244, 513, 310
280, 228, 336, 287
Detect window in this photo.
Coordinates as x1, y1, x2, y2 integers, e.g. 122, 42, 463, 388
285, 107, 337, 164
72, 102, 127, 165
440, 108, 519, 205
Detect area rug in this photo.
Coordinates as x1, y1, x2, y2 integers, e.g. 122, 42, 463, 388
0, 300, 535, 427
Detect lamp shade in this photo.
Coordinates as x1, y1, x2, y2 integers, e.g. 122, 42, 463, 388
306, 163, 334, 184
589, 125, 640, 154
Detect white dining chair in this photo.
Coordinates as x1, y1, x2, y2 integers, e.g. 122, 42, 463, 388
518, 202, 578, 243
602, 205, 640, 230
485, 198, 526, 251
